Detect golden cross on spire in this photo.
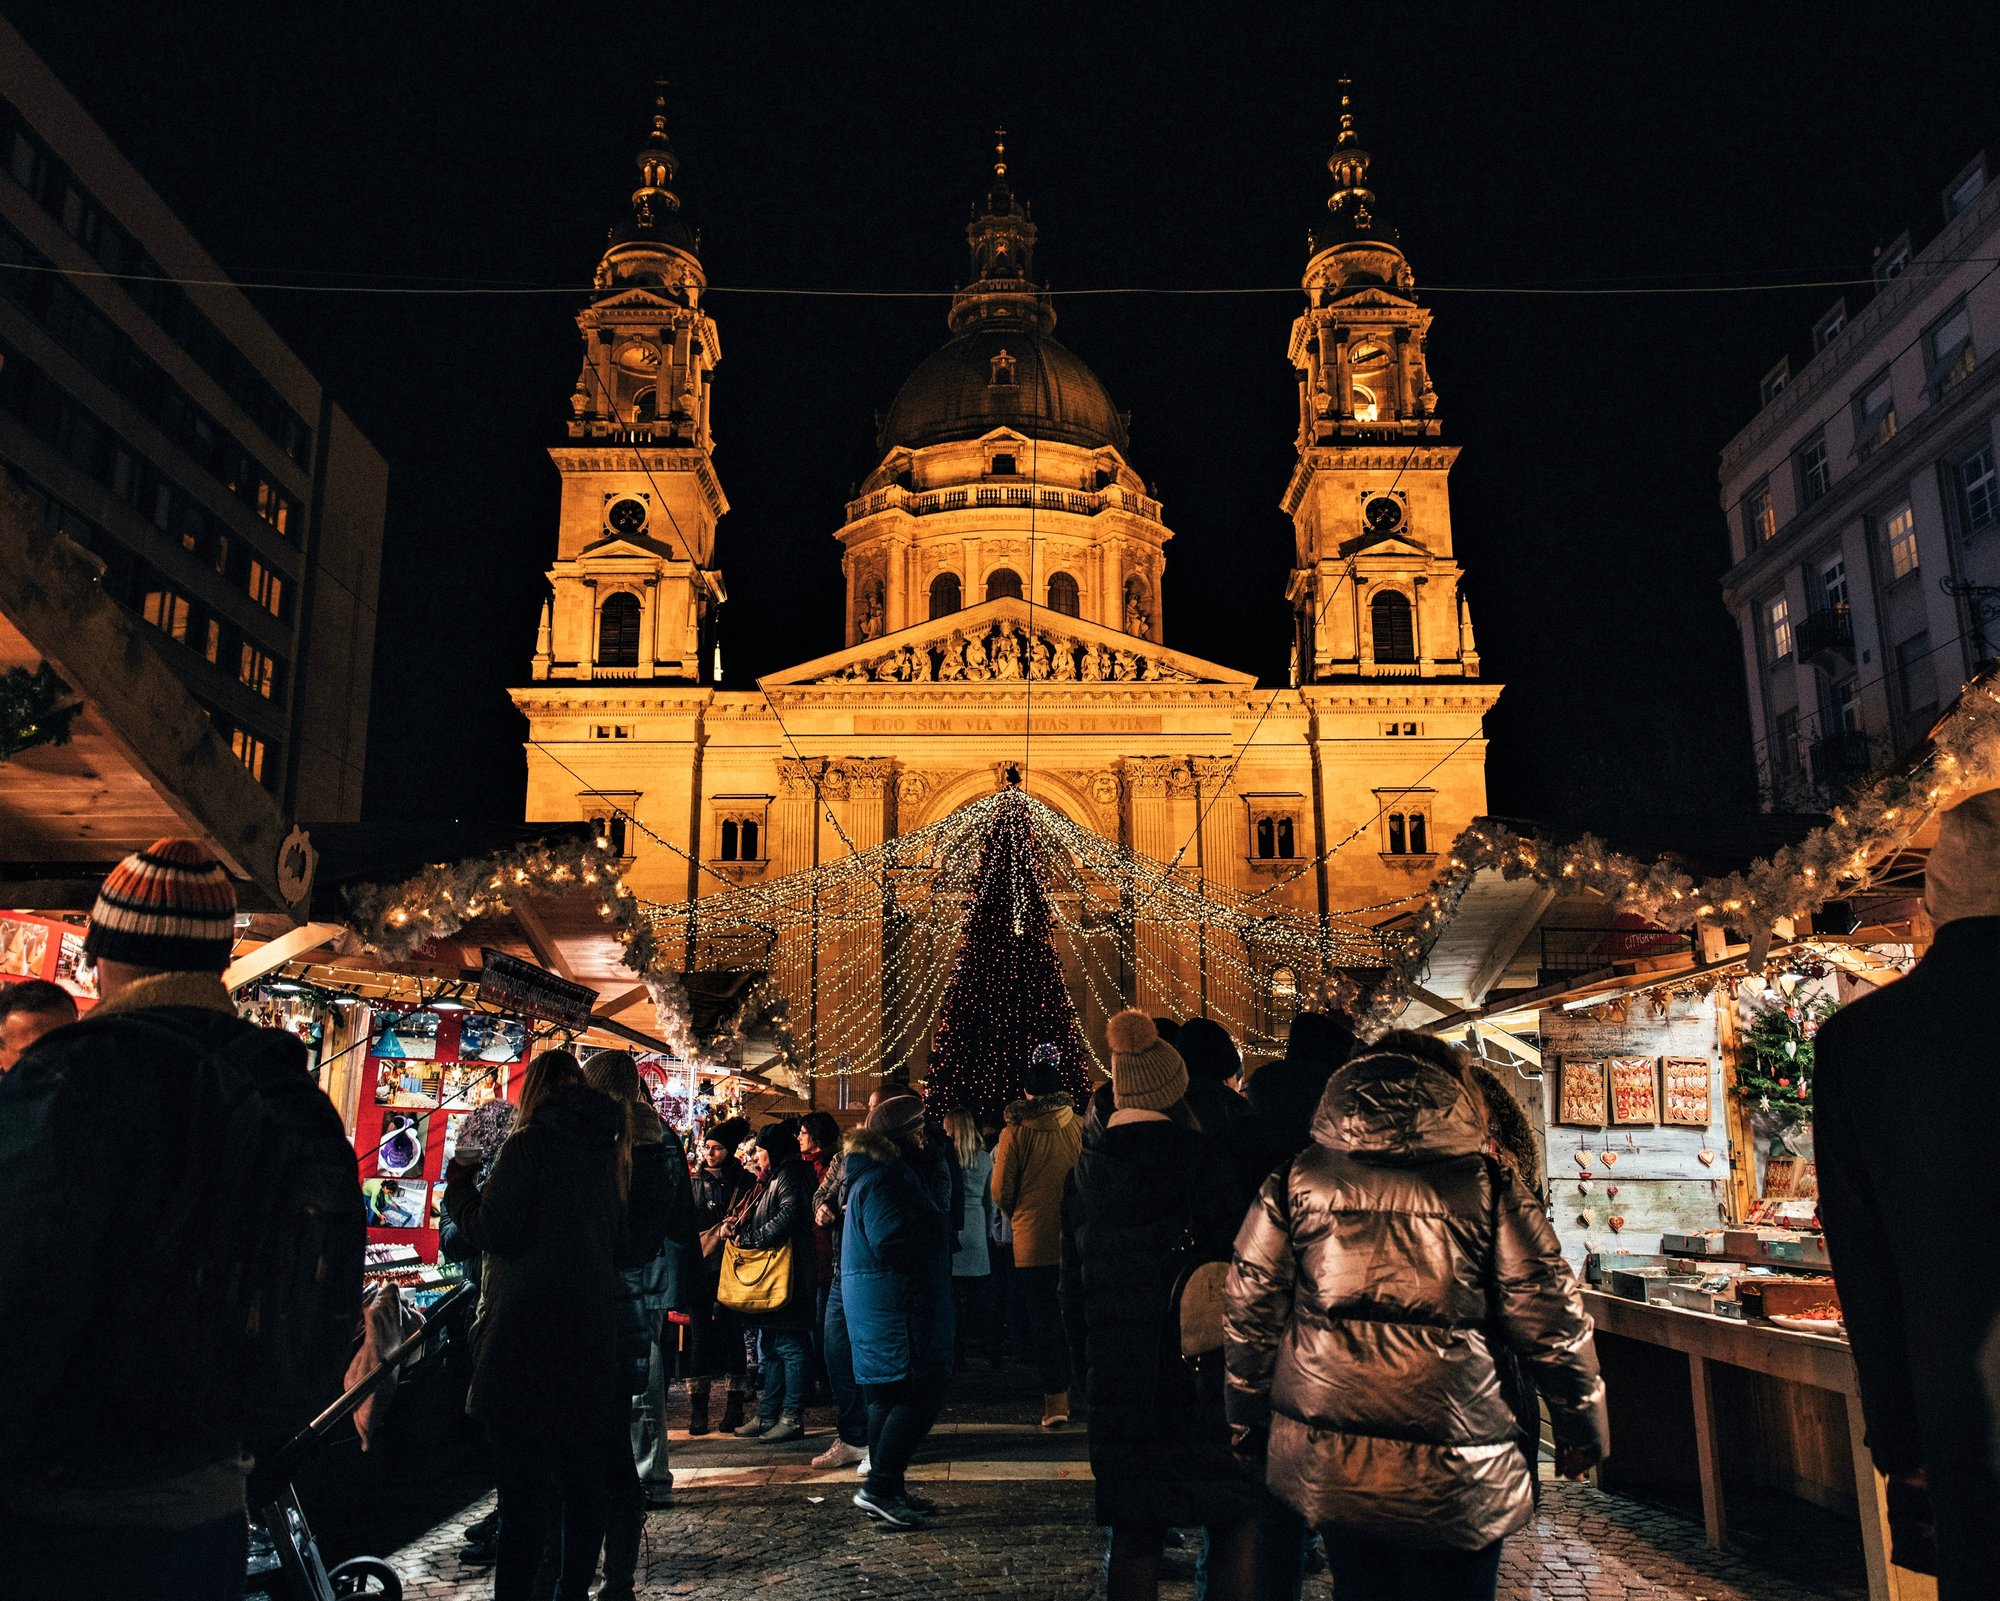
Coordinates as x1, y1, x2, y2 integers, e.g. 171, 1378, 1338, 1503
994, 125, 1008, 178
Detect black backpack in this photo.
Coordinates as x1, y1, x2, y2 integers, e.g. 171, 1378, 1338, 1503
161, 1019, 367, 1452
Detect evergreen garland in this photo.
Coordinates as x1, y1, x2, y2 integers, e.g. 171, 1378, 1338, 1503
1734, 996, 1836, 1121
0, 664, 80, 761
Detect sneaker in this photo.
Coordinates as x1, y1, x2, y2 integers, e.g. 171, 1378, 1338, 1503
642, 1482, 674, 1509
852, 1486, 926, 1528
759, 1414, 804, 1443
733, 1416, 771, 1439
856, 1451, 871, 1478
902, 1491, 940, 1515
811, 1438, 866, 1470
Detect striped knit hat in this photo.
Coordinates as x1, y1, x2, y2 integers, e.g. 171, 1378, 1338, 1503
83, 838, 237, 972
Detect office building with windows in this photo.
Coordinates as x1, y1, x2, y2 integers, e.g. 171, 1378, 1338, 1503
0, 19, 385, 821
1721, 149, 1998, 809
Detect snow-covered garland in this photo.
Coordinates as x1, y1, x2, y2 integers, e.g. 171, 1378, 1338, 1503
344, 835, 659, 975
1370, 673, 2000, 1023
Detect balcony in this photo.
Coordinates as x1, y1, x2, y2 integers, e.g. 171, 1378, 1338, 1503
1809, 730, 1873, 787
1795, 604, 1854, 670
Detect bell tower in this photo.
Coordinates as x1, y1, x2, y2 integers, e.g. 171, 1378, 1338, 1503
534, 89, 728, 685
1283, 84, 1478, 685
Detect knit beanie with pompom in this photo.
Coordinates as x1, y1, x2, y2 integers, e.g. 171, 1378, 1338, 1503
1106, 1008, 1188, 1112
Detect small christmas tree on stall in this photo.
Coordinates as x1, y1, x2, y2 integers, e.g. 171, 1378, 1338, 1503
922, 790, 1091, 1124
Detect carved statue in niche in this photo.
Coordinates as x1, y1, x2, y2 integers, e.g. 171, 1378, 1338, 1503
936, 633, 966, 681
1051, 636, 1078, 680
857, 579, 885, 642
1027, 633, 1054, 681
963, 630, 990, 680
1122, 576, 1151, 638
991, 624, 1023, 680
1080, 642, 1106, 681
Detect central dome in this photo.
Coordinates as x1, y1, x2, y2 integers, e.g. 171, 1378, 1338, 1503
880, 323, 1129, 454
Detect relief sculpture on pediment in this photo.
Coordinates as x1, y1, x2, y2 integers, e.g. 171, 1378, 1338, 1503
816, 616, 1199, 687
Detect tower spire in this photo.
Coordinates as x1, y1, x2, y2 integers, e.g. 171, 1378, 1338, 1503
951, 129, 1051, 335
629, 81, 683, 235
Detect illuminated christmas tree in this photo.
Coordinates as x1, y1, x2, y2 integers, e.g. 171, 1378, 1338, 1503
922, 789, 1091, 1124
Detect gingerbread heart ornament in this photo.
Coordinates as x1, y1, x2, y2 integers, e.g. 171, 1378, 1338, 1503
1599, 1151, 1619, 1168
1573, 1151, 1593, 1171
1608, 1214, 1626, 1232
1696, 1149, 1718, 1167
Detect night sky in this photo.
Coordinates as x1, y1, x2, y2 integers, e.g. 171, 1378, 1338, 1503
11, 4, 1997, 827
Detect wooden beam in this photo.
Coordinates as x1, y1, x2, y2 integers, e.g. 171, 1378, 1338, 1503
592, 983, 654, 1021
509, 899, 576, 981
222, 922, 345, 992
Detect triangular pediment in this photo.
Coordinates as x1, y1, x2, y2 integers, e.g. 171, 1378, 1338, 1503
1336, 529, 1433, 561
575, 532, 679, 562
587, 286, 687, 315
1333, 286, 1419, 312
759, 598, 1256, 688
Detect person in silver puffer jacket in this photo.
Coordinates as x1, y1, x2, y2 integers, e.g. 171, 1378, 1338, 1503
1222, 1031, 1609, 1597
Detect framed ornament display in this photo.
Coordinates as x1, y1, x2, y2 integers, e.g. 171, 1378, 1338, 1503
1609, 1057, 1661, 1125
1556, 1058, 1607, 1127
1661, 1056, 1713, 1127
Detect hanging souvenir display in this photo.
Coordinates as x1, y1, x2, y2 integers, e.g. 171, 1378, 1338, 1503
1661, 1056, 1714, 1127
1556, 1058, 1607, 1127
1609, 1057, 1661, 1125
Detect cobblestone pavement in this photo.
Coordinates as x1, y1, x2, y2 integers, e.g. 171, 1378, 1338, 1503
383, 1377, 1862, 1600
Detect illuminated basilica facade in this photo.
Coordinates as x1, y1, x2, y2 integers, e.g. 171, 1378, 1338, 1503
514, 95, 1499, 1093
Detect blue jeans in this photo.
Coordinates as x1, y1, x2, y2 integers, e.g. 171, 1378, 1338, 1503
1321, 1533, 1502, 1601
0, 1508, 247, 1600
822, 1275, 870, 1446
757, 1326, 811, 1424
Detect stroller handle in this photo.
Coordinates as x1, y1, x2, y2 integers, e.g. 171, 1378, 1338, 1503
268, 1282, 476, 1474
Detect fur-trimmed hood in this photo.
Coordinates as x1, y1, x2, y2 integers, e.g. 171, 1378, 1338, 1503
842, 1127, 903, 1167
1003, 1092, 1074, 1128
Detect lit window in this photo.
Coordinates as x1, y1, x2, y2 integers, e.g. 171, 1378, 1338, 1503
1743, 483, 1777, 545
230, 727, 267, 782
1854, 373, 1896, 455
141, 588, 192, 644
1796, 434, 1831, 507
1926, 303, 1974, 396
247, 558, 284, 618
1819, 556, 1848, 612
202, 618, 222, 664
1883, 502, 1919, 579
254, 480, 292, 536
238, 644, 276, 699
1958, 445, 1998, 533
1766, 595, 1793, 660
1047, 572, 1080, 616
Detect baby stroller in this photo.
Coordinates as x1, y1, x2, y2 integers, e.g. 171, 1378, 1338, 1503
248, 1282, 475, 1599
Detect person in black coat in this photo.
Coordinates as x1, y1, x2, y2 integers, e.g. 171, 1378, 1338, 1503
444, 1051, 625, 1601
1068, 1011, 1259, 1601
725, 1123, 818, 1442
1176, 1017, 1271, 1205
1242, 1009, 1357, 1180
1817, 791, 2000, 1600
686, 1118, 754, 1435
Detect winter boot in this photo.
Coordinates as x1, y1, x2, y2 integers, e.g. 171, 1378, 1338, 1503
688, 1379, 712, 1436
718, 1386, 746, 1436
1041, 1391, 1071, 1430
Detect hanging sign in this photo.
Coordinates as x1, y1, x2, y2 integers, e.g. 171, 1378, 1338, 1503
477, 948, 598, 1029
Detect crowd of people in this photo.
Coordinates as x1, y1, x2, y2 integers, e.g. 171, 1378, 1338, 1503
5, 829, 1998, 1601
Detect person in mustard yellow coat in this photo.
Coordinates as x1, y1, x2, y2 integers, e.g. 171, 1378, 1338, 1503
991, 1046, 1082, 1427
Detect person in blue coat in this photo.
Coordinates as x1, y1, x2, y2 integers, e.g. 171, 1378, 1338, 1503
841, 1092, 954, 1529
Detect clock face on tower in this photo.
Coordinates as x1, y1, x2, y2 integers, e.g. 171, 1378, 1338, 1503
607, 497, 649, 537
1364, 494, 1405, 536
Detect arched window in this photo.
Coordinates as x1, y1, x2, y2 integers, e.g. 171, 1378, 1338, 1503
1269, 966, 1300, 1037
929, 572, 962, 618
598, 592, 642, 667
1371, 590, 1415, 663
632, 387, 658, 424
987, 568, 1023, 602
1047, 571, 1080, 616
720, 818, 738, 860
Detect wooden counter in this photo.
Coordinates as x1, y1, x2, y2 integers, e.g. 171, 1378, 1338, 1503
1583, 1290, 1934, 1601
